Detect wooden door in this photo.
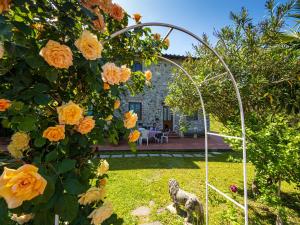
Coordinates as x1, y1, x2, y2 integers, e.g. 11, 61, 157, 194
163, 106, 173, 131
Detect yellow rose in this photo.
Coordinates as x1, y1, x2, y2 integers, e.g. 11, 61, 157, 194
0, 164, 47, 209
43, 125, 65, 142
123, 111, 138, 129
120, 65, 131, 83
75, 116, 95, 134
78, 187, 106, 205
11, 213, 34, 225
114, 100, 121, 110
101, 62, 121, 85
75, 30, 103, 60
57, 101, 84, 125
128, 130, 140, 143
88, 202, 113, 225
145, 70, 152, 81
0, 98, 11, 111
40, 40, 73, 69
7, 144, 23, 159
0, 41, 4, 59
97, 160, 109, 176
133, 13, 142, 23
103, 82, 110, 90
0, 0, 11, 13
10, 132, 30, 151
109, 3, 124, 22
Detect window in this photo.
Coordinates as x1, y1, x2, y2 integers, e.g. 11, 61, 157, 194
129, 102, 142, 120
186, 112, 199, 121
132, 62, 143, 72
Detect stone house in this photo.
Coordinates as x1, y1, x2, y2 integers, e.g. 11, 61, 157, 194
120, 54, 210, 136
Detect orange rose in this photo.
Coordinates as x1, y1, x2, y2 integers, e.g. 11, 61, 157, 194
88, 202, 113, 225
109, 3, 124, 22
40, 40, 73, 69
114, 100, 121, 110
43, 125, 65, 142
0, 0, 11, 14
75, 116, 95, 134
93, 13, 106, 32
99, 178, 107, 186
0, 98, 11, 112
101, 62, 121, 85
133, 13, 142, 23
98, 0, 112, 14
81, 0, 101, 10
123, 111, 138, 129
153, 33, 161, 41
75, 30, 103, 60
128, 130, 140, 143
78, 187, 106, 205
103, 82, 110, 90
145, 70, 152, 81
57, 101, 84, 125
164, 38, 170, 48
0, 164, 47, 209
120, 65, 131, 83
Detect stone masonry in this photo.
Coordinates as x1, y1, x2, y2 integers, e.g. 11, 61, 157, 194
120, 55, 209, 135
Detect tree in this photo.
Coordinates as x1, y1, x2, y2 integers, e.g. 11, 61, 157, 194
166, 0, 299, 223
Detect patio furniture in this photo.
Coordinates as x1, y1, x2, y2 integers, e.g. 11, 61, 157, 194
161, 131, 169, 144
139, 129, 149, 146
149, 130, 162, 143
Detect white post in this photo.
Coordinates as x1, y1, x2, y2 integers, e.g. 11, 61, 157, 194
54, 215, 59, 225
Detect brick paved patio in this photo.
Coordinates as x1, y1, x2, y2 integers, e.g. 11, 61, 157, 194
96, 136, 231, 152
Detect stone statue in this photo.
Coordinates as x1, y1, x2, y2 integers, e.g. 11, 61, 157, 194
168, 179, 204, 224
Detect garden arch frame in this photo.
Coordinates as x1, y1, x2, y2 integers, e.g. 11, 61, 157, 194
54, 22, 248, 225
110, 22, 248, 225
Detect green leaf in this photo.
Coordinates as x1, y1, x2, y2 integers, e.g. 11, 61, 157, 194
0, 22, 13, 39
44, 69, 58, 82
0, 199, 9, 224
34, 136, 46, 147
32, 175, 55, 205
54, 194, 79, 222
18, 116, 36, 132
57, 159, 76, 174
45, 150, 59, 162
33, 210, 55, 225
34, 94, 51, 105
25, 54, 46, 68
12, 21, 32, 35
63, 177, 85, 195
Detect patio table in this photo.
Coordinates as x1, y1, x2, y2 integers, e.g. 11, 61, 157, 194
148, 130, 162, 138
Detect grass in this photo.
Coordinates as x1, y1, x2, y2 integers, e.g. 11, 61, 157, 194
102, 152, 300, 225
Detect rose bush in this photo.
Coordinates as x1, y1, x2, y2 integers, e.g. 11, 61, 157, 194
0, 0, 168, 224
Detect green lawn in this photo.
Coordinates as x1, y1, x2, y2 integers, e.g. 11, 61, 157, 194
102, 152, 300, 225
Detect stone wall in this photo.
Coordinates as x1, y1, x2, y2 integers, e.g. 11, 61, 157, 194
120, 57, 210, 134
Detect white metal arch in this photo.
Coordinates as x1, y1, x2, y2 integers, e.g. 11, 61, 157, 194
109, 22, 248, 225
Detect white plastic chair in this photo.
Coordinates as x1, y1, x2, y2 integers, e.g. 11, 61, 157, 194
139, 129, 149, 146
161, 131, 169, 144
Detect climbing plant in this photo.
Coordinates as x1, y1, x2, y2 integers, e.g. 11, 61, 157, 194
0, 0, 168, 224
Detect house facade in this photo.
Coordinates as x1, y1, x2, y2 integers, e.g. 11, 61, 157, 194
120, 54, 210, 136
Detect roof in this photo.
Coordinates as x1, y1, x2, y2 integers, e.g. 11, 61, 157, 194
162, 54, 189, 60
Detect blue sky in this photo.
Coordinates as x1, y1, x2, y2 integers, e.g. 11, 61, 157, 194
115, 0, 294, 55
